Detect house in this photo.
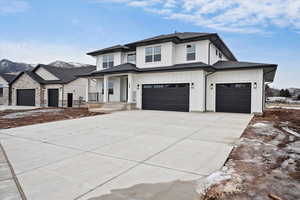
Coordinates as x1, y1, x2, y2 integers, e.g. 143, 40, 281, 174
10, 64, 96, 107
82, 32, 277, 114
0, 73, 17, 105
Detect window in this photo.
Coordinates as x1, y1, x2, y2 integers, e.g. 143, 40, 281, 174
186, 44, 196, 61
127, 53, 136, 64
219, 52, 222, 59
102, 54, 114, 68
0, 88, 3, 97
145, 46, 161, 62
108, 81, 114, 94
101, 81, 114, 94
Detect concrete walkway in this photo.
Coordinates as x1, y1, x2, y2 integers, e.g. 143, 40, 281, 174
0, 143, 25, 200
0, 110, 252, 200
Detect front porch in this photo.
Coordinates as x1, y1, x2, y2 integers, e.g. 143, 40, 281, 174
86, 73, 136, 111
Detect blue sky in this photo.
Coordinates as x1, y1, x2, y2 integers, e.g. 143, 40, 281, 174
0, 0, 300, 88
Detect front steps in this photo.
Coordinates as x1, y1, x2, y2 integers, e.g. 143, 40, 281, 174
89, 102, 136, 113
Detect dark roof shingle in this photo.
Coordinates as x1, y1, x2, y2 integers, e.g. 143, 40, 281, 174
0, 73, 17, 83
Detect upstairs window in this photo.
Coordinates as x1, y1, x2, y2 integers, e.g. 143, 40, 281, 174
102, 54, 114, 68
127, 53, 136, 64
186, 44, 196, 61
145, 46, 161, 63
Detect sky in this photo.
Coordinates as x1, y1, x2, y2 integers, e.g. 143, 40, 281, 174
0, 0, 299, 88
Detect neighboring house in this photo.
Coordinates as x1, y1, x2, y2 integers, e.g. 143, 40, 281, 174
10, 64, 96, 107
0, 73, 17, 105
83, 32, 277, 114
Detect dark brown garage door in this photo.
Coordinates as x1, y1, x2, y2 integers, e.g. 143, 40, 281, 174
142, 83, 189, 112
216, 83, 251, 113
48, 89, 59, 107
17, 89, 35, 106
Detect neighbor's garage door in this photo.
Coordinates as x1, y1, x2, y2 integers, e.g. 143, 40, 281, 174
17, 89, 35, 106
216, 83, 251, 113
142, 83, 189, 112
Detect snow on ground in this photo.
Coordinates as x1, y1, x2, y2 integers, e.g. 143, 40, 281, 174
282, 127, 300, 137
268, 106, 300, 110
1, 109, 63, 119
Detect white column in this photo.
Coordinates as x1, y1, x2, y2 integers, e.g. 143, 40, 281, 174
127, 73, 133, 103
103, 76, 109, 103
86, 78, 90, 102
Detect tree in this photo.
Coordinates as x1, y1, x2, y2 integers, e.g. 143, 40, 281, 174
279, 89, 285, 97
297, 94, 300, 100
284, 89, 291, 97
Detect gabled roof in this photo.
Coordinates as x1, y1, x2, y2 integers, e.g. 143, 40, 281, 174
10, 64, 96, 85
0, 73, 17, 84
87, 32, 237, 61
34, 64, 96, 84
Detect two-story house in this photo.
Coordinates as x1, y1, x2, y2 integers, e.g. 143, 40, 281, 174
83, 32, 277, 114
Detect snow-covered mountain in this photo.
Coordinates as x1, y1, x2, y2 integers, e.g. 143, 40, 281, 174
0, 59, 93, 74
49, 61, 93, 68
0, 59, 33, 74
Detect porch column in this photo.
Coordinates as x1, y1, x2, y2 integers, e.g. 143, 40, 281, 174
86, 78, 90, 102
127, 73, 134, 103
103, 75, 109, 103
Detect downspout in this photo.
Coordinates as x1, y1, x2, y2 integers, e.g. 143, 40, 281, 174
204, 41, 215, 112
204, 70, 216, 112
208, 41, 213, 65
262, 68, 277, 113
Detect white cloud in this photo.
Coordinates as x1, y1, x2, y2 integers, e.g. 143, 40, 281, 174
0, 40, 94, 65
95, 0, 300, 33
0, 0, 29, 14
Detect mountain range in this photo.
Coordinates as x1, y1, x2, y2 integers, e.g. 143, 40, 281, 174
0, 59, 93, 74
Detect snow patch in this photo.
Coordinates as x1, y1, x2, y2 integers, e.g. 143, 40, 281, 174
282, 127, 300, 137
252, 122, 270, 128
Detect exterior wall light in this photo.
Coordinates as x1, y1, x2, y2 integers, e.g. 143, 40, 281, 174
137, 84, 140, 89
191, 82, 194, 89
253, 82, 257, 89
210, 83, 214, 89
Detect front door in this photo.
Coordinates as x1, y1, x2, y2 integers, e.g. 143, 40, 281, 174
67, 93, 73, 107
48, 89, 59, 107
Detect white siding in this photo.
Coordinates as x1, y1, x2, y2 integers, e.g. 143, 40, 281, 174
95, 52, 123, 70
135, 70, 205, 112
206, 68, 264, 114
174, 40, 209, 64
209, 43, 228, 64
136, 42, 174, 68
35, 67, 59, 80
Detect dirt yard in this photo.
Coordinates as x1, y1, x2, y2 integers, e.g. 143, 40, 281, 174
0, 108, 104, 129
199, 108, 300, 200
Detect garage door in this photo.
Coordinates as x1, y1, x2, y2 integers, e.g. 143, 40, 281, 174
48, 89, 59, 107
216, 83, 251, 113
17, 89, 35, 106
142, 83, 189, 112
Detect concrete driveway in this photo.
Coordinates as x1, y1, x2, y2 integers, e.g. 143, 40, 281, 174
0, 110, 252, 200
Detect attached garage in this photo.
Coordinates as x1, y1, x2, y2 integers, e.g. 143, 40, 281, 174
16, 89, 36, 106
48, 89, 59, 107
142, 83, 190, 112
216, 83, 251, 113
